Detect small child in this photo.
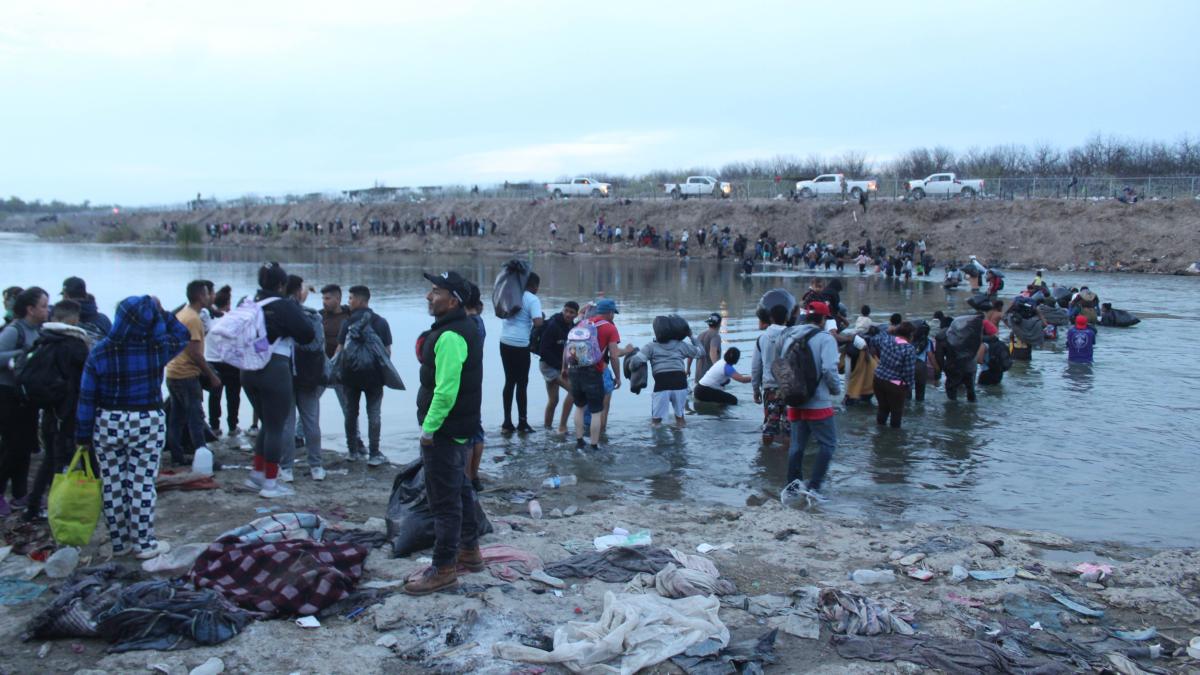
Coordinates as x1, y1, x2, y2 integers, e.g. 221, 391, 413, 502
636, 332, 701, 427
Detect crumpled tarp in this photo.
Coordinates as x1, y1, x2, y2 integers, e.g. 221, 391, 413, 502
819, 588, 915, 636
544, 546, 678, 583
1008, 313, 1046, 347
96, 580, 252, 653
625, 549, 736, 599
672, 629, 779, 674
832, 633, 1074, 675
406, 544, 544, 583
493, 591, 729, 675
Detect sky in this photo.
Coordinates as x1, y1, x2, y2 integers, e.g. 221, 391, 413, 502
2, 0, 1198, 205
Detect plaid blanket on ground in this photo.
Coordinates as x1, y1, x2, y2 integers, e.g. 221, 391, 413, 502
187, 538, 367, 617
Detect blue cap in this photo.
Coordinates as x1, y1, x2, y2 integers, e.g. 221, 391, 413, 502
595, 298, 619, 314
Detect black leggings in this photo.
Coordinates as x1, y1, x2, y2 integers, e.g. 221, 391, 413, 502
241, 355, 294, 465
499, 343, 531, 425
873, 378, 908, 428
694, 384, 737, 405
208, 361, 242, 431
0, 386, 37, 499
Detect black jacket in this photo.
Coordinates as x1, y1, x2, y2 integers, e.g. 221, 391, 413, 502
538, 312, 571, 370
254, 292, 316, 345
416, 307, 482, 439
35, 324, 91, 418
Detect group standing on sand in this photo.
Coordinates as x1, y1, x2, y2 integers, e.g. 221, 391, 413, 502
0, 238, 1123, 596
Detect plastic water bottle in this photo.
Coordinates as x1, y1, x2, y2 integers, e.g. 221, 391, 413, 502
192, 446, 213, 475
528, 500, 543, 520
541, 475, 577, 489
850, 569, 896, 585
45, 547, 80, 579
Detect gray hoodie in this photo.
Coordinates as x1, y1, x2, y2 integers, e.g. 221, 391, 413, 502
638, 338, 701, 375
751, 324, 787, 390
777, 324, 842, 410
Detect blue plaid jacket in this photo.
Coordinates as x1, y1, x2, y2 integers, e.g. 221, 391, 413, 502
869, 331, 917, 386
76, 296, 190, 441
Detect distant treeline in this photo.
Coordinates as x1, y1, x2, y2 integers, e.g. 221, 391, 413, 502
579, 135, 1200, 184
1, 196, 96, 214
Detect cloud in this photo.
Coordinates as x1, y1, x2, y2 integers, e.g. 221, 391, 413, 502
449, 131, 678, 179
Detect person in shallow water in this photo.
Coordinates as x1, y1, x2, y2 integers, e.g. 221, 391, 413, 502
1066, 314, 1097, 364
406, 271, 483, 596
694, 347, 752, 405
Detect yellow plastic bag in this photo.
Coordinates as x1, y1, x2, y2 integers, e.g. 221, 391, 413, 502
48, 447, 102, 547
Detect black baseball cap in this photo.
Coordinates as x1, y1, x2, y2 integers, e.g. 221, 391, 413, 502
62, 276, 87, 297
423, 271, 471, 304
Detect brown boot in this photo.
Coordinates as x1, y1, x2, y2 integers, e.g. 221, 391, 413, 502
457, 546, 485, 573
403, 565, 458, 596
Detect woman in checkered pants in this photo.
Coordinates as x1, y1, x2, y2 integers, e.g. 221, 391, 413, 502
76, 296, 189, 559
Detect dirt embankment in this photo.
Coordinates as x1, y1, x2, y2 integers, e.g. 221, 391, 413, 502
12, 198, 1200, 273
1, 435, 1198, 673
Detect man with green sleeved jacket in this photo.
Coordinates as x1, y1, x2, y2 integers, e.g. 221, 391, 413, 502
404, 271, 484, 595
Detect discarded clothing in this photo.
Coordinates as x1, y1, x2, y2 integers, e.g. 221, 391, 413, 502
0, 577, 46, 606
493, 591, 729, 675
96, 580, 251, 653
406, 544, 544, 583
819, 588, 915, 636
625, 549, 736, 599
141, 543, 208, 575
832, 634, 1074, 675
155, 469, 219, 492
544, 546, 678, 583
385, 457, 493, 557
322, 528, 389, 550
672, 629, 779, 674
1003, 593, 1064, 631
216, 512, 326, 544
24, 563, 137, 639
188, 538, 367, 617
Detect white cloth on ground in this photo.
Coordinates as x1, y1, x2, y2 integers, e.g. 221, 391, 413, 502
492, 591, 729, 675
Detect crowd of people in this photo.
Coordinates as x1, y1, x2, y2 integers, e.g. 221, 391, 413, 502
0, 245, 1111, 595
158, 215, 502, 241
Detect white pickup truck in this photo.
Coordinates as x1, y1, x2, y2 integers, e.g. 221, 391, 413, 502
663, 176, 732, 199
545, 177, 611, 198
905, 173, 985, 199
794, 173, 878, 199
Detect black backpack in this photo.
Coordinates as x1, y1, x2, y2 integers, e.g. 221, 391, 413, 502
771, 328, 822, 406
15, 338, 69, 407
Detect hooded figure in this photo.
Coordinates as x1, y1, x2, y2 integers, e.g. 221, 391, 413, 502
76, 296, 189, 559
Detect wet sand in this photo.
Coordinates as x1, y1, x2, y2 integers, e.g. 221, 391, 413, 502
2, 436, 1197, 673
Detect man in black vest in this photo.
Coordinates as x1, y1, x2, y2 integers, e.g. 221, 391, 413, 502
405, 271, 485, 595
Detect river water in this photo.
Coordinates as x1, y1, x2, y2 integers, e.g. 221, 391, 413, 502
6, 234, 1197, 547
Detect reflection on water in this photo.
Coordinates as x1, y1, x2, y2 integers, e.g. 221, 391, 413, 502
3, 234, 1198, 546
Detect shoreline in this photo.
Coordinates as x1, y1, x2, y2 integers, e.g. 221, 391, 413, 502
6, 197, 1200, 274
1, 435, 1197, 673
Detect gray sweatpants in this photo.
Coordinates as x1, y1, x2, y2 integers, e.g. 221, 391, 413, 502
282, 386, 324, 470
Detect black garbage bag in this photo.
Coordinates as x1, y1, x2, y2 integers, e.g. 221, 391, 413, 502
1009, 313, 1046, 347
386, 458, 493, 557
1053, 288, 1073, 308
966, 293, 992, 312
623, 347, 648, 395
492, 259, 531, 319
1040, 306, 1070, 326
946, 314, 982, 355
758, 288, 796, 316
652, 315, 691, 342
1100, 308, 1140, 327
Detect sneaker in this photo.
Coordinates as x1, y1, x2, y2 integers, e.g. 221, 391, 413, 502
243, 472, 265, 490
278, 469, 294, 483
136, 540, 171, 560
575, 438, 586, 450
311, 467, 326, 481
228, 426, 242, 438
780, 479, 810, 506
588, 444, 601, 453
247, 425, 259, 437
367, 454, 386, 468
346, 450, 360, 462
500, 422, 516, 434
259, 482, 295, 499
209, 427, 223, 440
805, 488, 830, 505
516, 422, 535, 434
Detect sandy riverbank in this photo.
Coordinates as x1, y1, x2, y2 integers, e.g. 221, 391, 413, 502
1, 434, 1197, 674
9, 198, 1200, 274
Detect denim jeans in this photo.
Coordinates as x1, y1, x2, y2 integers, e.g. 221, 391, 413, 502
786, 416, 837, 490
166, 377, 206, 464
343, 384, 383, 457
421, 436, 479, 568
282, 386, 323, 470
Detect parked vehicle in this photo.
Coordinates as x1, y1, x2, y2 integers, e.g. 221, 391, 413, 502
794, 173, 877, 199
545, 177, 611, 199
663, 176, 732, 199
905, 173, 985, 199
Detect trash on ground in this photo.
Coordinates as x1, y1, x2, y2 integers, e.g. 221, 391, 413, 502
1187, 636, 1200, 660
493, 591, 729, 673
529, 569, 565, 589
968, 567, 1016, 581
906, 567, 935, 581
832, 633, 1074, 672
696, 542, 734, 554
188, 657, 225, 675
562, 505, 579, 517
1002, 593, 1065, 631
375, 633, 399, 648
0, 577, 47, 605
1075, 562, 1114, 583
36, 642, 50, 658
672, 628, 778, 673
141, 543, 208, 574
945, 591, 984, 608
44, 547, 80, 579
593, 530, 652, 551
1047, 588, 1105, 617
950, 565, 969, 583
528, 500, 543, 520
819, 588, 915, 636
849, 569, 896, 585
896, 553, 925, 566
295, 616, 321, 628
